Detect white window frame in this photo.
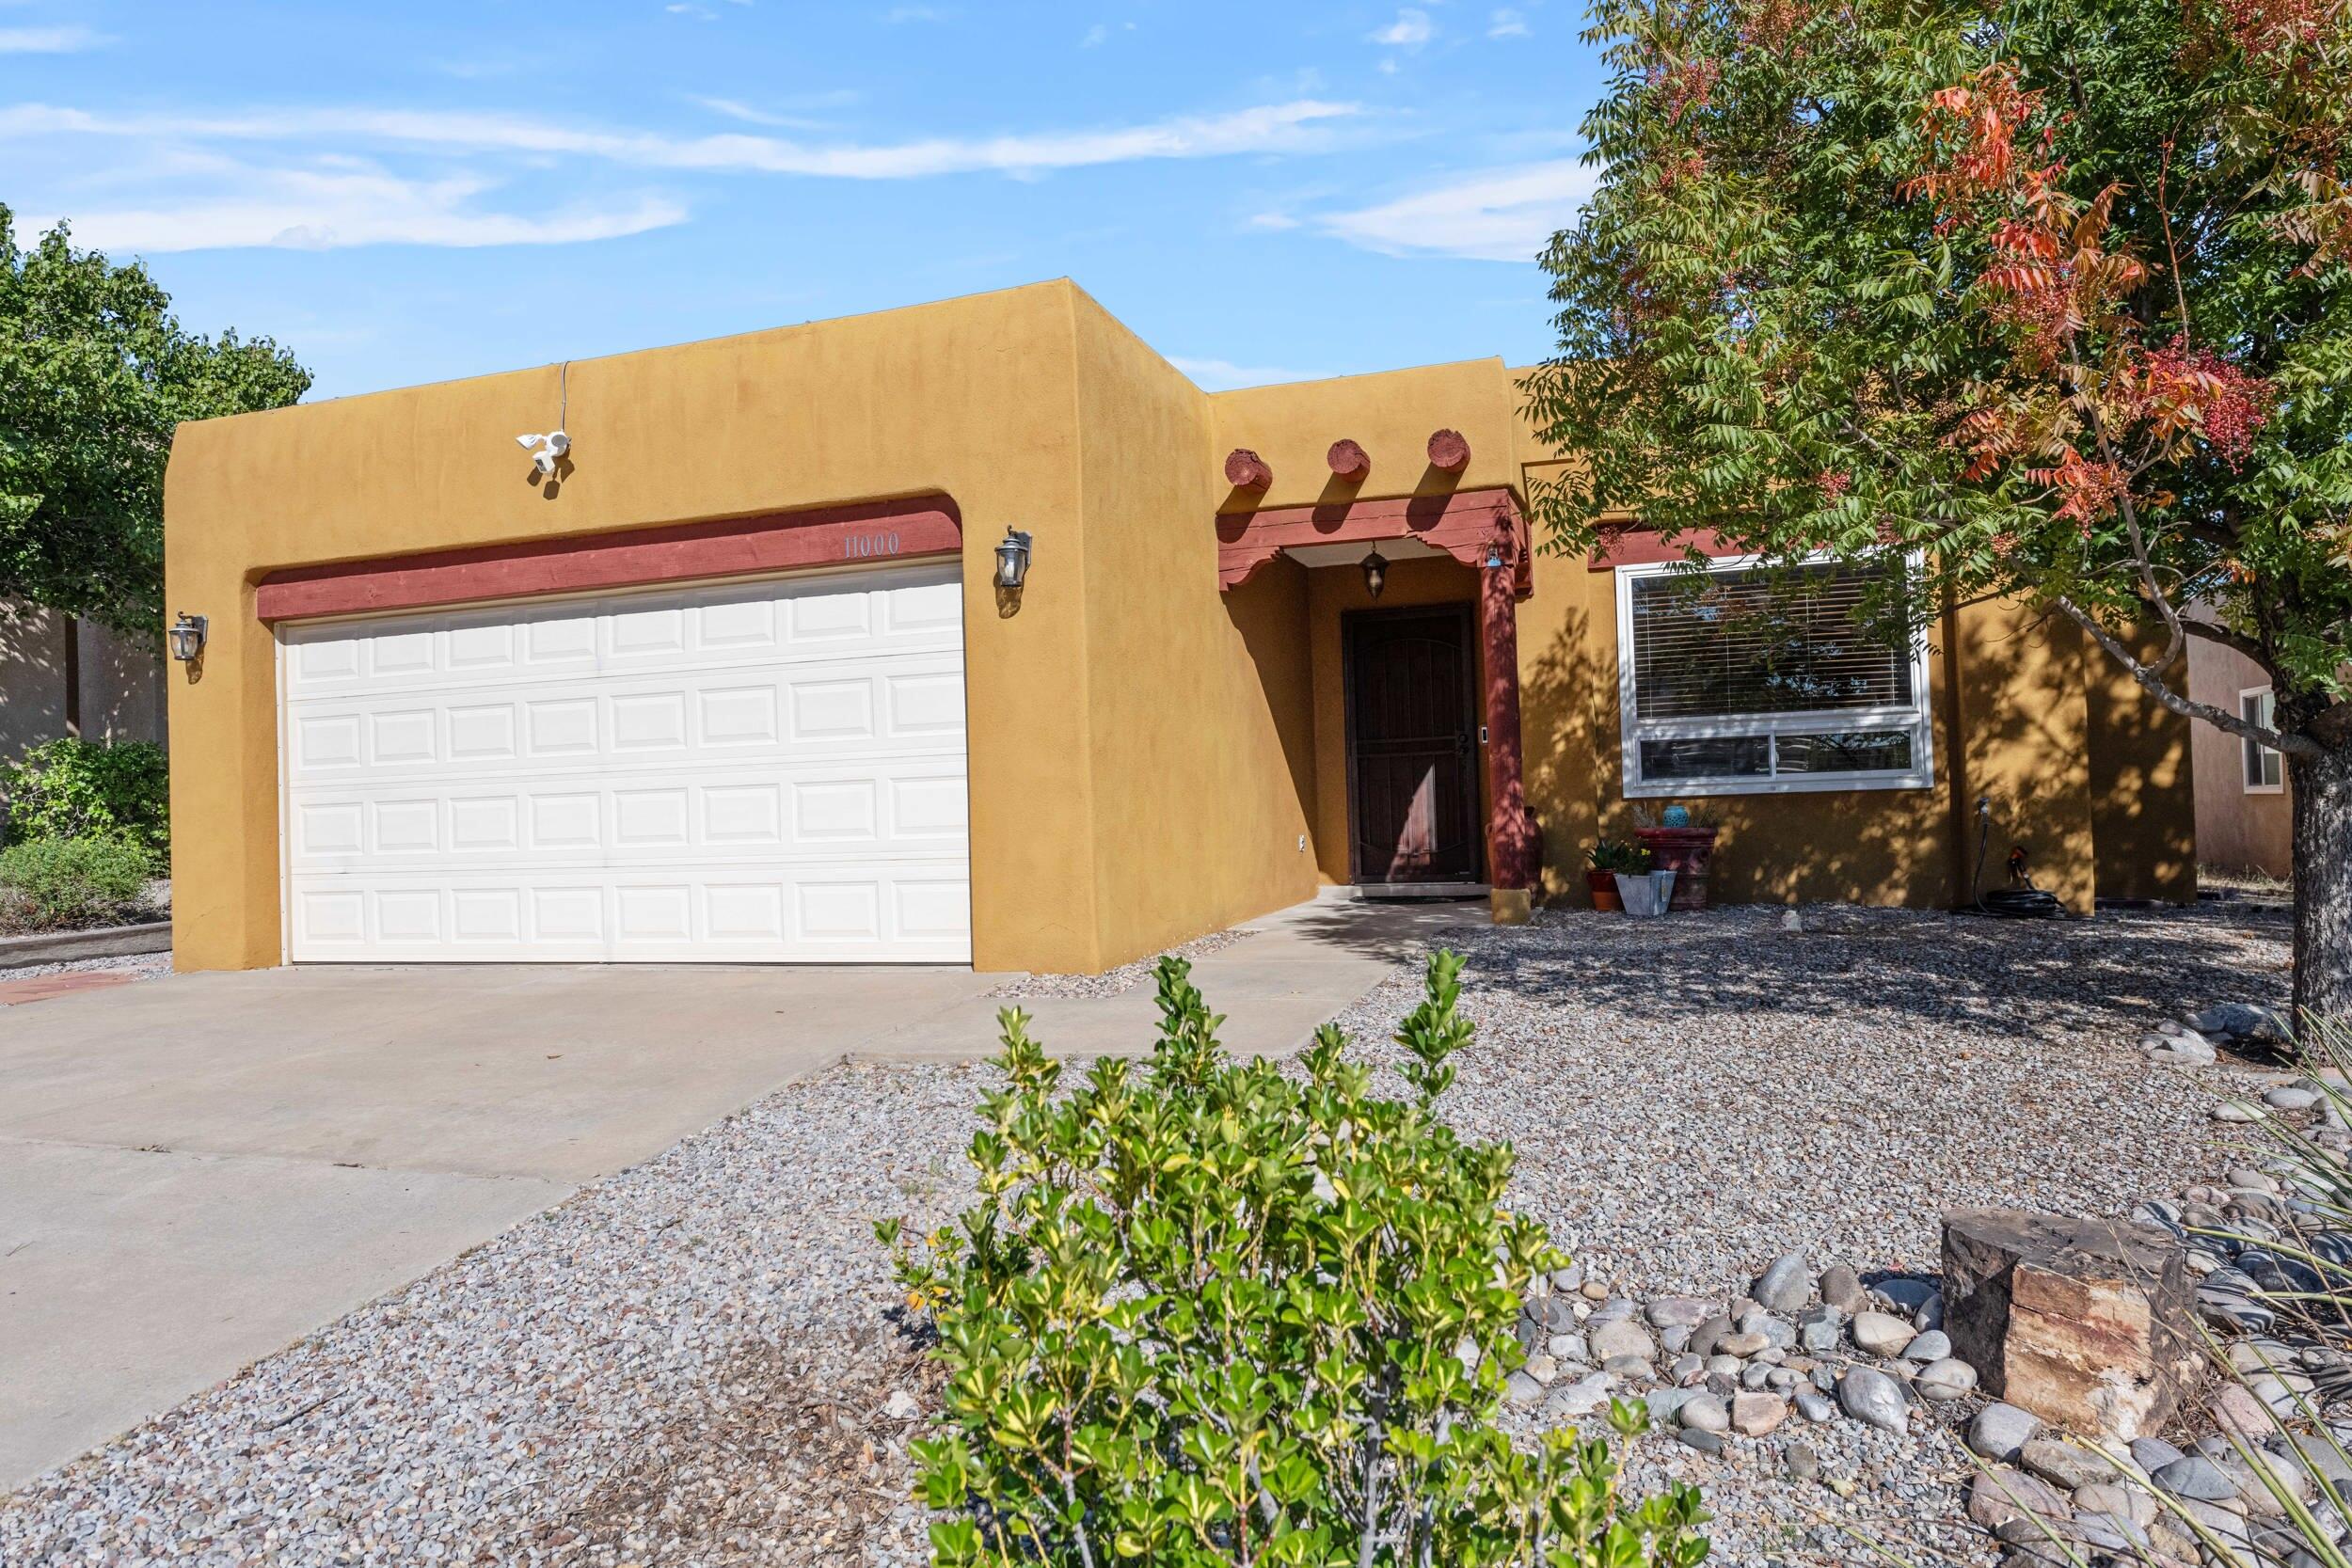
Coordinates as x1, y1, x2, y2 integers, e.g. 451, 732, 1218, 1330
1614, 550, 1937, 798
2241, 687, 2284, 793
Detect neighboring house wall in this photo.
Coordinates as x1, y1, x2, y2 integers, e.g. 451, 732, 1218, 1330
0, 599, 168, 765
2187, 633, 2293, 877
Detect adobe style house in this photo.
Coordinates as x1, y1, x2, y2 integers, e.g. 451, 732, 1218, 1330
160, 280, 2195, 974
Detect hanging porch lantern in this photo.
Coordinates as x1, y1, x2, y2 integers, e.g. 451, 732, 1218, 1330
1359, 548, 1390, 600
993, 529, 1034, 590
167, 611, 209, 663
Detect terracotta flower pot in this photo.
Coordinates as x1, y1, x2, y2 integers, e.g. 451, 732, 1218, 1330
1586, 868, 1623, 912
1634, 826, 1717, 911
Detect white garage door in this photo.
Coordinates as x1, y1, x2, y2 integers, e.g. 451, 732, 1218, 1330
278, 562, 971, 963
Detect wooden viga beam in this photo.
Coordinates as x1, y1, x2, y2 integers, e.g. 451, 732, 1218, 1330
1224, 448, 1274, 490
1327, 438, 1371, 483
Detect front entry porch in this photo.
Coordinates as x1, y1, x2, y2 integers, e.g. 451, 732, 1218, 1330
1216, 439, 1540, 922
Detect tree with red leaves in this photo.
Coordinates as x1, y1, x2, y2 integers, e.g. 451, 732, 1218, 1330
1528, 0, 2352, 1018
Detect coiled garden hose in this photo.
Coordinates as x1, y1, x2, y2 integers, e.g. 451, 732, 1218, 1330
1973, 796, 2065, 919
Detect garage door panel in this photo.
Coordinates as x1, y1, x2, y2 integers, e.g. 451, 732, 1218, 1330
281, 574, 960, 705
286, 761, 966, 873
284, 657, 966, 784
280, 562, 970, 963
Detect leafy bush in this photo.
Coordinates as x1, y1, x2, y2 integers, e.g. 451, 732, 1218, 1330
0, 835, 156, 931
0, 737, 169, 867
881, 952, 1709, 1568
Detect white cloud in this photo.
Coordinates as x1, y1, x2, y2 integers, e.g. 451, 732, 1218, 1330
689, 95, 834, 130
0, 99, 1364, 181
0, 24, 107, 52
1488, 8, 1531, 37
28, 165, 687, 252
1081, 23, 1108, 46
1246, 210, 1300, 230
1321, 158, 1597, 262
1168, 356, 1334, 390
1369, 8, 1433, 45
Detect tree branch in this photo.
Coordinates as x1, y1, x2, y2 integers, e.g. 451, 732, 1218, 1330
2055, 595, 2323, 757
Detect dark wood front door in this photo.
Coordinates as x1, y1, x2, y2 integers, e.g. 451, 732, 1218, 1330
1344, 606, 1483, 884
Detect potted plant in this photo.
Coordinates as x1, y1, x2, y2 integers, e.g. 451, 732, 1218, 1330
1584, 840, 1645, 911
1632, 802, 1720, 911
1613, 854, 1677, 918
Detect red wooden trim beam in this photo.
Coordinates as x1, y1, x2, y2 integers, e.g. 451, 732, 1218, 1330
1216, 487, 1532, 598
255, 496, 962, 622
1583, 522, 1740, 570
1327, 438, 1371, 483
1224, 449, 1274, 490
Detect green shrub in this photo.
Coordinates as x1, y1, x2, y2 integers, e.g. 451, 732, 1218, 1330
0, 835, 156, 931
0, 737, 170, 866
880, 952, 1709, 1568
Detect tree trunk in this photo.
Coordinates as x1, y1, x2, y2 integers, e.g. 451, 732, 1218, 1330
2293, 739, 2352, 1024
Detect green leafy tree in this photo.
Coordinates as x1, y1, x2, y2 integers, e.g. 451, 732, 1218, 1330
1, 205, 310, 633
1524, 0, 2352, 1015
881, 953, 1710, 1567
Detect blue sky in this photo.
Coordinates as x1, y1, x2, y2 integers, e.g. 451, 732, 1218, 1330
3, 2, 1607, 401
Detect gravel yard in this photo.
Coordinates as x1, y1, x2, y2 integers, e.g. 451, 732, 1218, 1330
982, 922, 1258, 1000
0, 901, 2289, 1567
0, 951, 173, 986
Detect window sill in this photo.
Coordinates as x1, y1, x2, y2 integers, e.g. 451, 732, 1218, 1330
1624, 772, 1936, 800
2244, 784, 2285, 796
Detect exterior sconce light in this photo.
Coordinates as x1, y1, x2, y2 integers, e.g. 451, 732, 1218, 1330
167, 611, 209, 662
1484, 542, 1507, 571
1359, 548, 1389, 600
993, 529, 1033, 590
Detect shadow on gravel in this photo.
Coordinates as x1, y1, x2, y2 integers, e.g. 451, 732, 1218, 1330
542, 1324, 937, 1567
1283, 900, 2290, 1043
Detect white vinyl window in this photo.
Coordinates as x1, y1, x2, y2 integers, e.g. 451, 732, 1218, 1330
1615, 553, 1936, 797
2242, 688, 2284, 792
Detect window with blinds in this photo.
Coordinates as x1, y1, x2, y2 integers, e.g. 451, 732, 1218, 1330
1615, 555, 1935, 796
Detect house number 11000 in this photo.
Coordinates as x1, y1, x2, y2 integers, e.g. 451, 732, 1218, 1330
843, 531, 901, 559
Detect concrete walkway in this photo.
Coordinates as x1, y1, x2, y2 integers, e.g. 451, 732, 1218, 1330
0, 894, 1476, 1491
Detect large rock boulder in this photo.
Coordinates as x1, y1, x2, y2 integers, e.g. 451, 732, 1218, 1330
1943, 1208, 2204, 1441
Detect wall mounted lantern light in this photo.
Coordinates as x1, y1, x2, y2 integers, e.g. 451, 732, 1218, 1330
1484, 541, 1507, 571
167, 611, 209, 663
993, 529, 1034, 590
1359, 548, 1390, 600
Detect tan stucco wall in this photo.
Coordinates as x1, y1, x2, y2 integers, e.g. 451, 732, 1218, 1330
1067, 293, 1320, 967
2188, 633, 2293, 877
162, 285, 2201, 974
166, 281, 1108, 973
1505, 385, 2169, 912
2084, 626, 2201, 900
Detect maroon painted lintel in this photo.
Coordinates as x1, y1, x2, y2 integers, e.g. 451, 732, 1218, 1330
1585, 522, 1740, 571
254, 497, 962, 622
1216, 487, 1532, 599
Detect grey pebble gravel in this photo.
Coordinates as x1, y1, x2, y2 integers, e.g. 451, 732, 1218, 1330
0, 899, 2287, 1568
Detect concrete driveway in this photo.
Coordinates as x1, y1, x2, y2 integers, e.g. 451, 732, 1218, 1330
0, 960, 1002, 1490
0, 895, 1472, 1491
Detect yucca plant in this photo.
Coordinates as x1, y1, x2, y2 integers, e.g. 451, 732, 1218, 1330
879, 951, 1710, 1568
